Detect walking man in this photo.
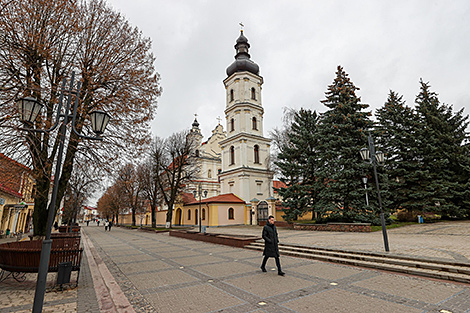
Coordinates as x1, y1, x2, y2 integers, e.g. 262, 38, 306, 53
108, 220, 113, 231
261, 215, 285, 276
104, 220, 109, 231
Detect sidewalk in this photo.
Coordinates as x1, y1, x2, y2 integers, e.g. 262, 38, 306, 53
1, 222, 469, 312
203, 220, 470, 263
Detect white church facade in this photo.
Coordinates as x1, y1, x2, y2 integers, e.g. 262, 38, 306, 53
151, 30, 278, 227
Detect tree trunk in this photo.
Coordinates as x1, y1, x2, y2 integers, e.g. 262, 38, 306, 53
132, 208, 136, 226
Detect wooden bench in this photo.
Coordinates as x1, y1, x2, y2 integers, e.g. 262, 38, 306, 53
0, 237, 83, 283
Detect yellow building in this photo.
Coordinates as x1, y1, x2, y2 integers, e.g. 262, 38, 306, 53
0, 153, 35, 236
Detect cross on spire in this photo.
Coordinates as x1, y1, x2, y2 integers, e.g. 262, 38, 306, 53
239, 22, 244, 31
216, 116, 221, 125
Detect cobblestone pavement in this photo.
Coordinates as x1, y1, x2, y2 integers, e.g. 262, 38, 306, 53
205, 221, 470, 263
0, 231, 100, 313
83, 224, 470, 313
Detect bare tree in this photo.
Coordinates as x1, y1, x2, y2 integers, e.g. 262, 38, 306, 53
62, 162, 101, 226
0, 0, 161, 235
97, 184, 123, 223
138, 159, 161, 228
115, 163, 144, 226
149, 130, 199, 228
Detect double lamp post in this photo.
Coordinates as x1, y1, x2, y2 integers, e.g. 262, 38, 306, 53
193, 184, 208, 233
16, 72, 110, 313
360, 133, 390, 252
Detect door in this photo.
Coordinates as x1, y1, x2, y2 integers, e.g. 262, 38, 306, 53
257, 201, 268, 225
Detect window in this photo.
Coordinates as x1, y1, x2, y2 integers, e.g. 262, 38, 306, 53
228, 207, 234, 220
230, 89, 234, 102
251, 87, 256, 100
208, 169, 212, 178
230, 118, 235, 132
252, 117, 257, 130
188, 209, 191, 220
254, 145, 259, 164
195, 209, 198, 225
230, 146, 235, 165
218, 169, 222, 182
202, 208, 206, 220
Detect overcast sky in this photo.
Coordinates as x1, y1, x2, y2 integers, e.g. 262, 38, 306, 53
106, 0, 469, 141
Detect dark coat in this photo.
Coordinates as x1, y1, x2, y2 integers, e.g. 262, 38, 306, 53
262, 223, 279, 257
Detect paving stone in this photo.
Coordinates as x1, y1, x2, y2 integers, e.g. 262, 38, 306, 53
281, 289, 423, 313
144, 284, 245, 313
128, 269, 199, 290
289, 262, 364, 281
351, 273, 465, 304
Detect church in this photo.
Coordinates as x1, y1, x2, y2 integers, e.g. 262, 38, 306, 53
153, 30, 281, 227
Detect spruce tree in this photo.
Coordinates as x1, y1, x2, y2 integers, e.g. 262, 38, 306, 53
375, 91, 424, 215
314, 66, 378, 224
415, 80, 470, 217
275, 108, 320, 221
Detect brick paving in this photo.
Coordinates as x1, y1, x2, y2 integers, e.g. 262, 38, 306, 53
1, 222, 470, 312
83, 224, 469, 312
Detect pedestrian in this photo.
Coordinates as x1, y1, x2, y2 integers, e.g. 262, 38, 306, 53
108, 220, 113, 231
105, 220, 109, 231
86, 220, 89, 226
261, 215, 285, 276
97, 220, 100, 227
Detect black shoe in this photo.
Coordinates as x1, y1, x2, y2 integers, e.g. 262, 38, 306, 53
261, 267, 267, 272
278, 271, 285, 276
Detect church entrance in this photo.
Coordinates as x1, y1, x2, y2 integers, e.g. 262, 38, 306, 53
257, 201, 268, 225
175, 208, 182, 226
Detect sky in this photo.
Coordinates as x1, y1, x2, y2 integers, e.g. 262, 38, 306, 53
106, 0, 470, 142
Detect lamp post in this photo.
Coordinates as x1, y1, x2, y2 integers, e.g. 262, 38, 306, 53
193, 184, 208, 233
360, 133, 389, 252
15, 72, 110, 313
362, 177, 369, 206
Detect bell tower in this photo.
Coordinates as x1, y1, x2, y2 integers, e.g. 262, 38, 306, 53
219, 30, 273, 203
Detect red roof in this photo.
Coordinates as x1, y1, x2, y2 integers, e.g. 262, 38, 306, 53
184, 193, 245, 206
181, 192, 197, 205
273, 180, 286, 192
0, 184, 23, 198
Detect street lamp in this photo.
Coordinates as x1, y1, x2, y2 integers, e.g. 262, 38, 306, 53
360, 133, 390, 252
362, 177, 369, 206
15, 72, 111, 313
193, 184, 208, 233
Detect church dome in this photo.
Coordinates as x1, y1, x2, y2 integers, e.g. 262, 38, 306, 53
226, 30, 259, 77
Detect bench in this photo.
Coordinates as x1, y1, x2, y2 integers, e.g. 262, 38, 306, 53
0, 237, 83, 283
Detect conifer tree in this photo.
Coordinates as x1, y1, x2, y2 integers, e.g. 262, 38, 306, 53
274, 108, 320, 221
414, 80, 470, 217
375, 91, 423, 214
314, 66, 379, 224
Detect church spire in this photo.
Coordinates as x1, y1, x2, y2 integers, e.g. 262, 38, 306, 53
226, 30, 260, 77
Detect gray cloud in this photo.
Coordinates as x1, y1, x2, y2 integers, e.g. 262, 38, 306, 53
107, 0, 470, 140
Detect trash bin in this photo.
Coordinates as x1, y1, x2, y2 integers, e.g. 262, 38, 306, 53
57, 261, 73, 285
417, 215, 423, 223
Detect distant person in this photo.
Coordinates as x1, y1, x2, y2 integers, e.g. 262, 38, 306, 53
261, 215, 285, 276
86, 220, 89, 226
97, 220, 100, 227
108, 221, 113, 231
105, 221, 109, 231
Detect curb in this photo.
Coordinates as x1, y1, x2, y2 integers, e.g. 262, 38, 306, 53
82, 231, 135, 313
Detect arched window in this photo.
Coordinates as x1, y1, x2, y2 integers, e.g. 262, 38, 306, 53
188, 209, 191, 220
252, 117, 257, 130
230, 118, 235, 132
251, 87, 256, 100
230, 146, 235, 165
195, 209, 198, 225
202, 208, 206, 220
228, 207, 234, 220
208, 169, 212, 178
230, 89, 234, 102
254, 145, 260, 164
